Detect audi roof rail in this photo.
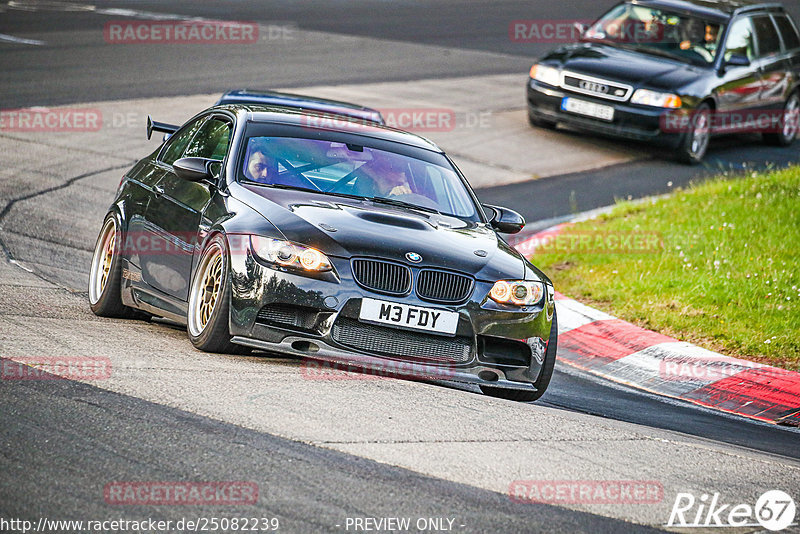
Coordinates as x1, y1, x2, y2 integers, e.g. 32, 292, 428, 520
733, 2, 785, 16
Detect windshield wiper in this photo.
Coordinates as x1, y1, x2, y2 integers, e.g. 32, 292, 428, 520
583, 36, 620, 48
367, 196, 440, 214
620, 43, 697, 64
247, 183, 441, 214
254, 183, 317, 193
256, 184, 368, 202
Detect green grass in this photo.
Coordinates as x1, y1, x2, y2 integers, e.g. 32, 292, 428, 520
532, 165, 800, 371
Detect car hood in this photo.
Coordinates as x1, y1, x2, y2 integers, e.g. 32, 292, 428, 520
544, 42, 703, 90
234, 184, 530, 282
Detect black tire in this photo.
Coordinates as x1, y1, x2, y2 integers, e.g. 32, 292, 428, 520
528, 108, 557, 129
676, 103, 711, 164
763, 92, 799, 147
480, 310, 558, 402
88, 214, 136, 318
187, 234, 242, 354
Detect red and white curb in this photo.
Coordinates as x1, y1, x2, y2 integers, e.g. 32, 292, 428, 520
513, 227, 800, 427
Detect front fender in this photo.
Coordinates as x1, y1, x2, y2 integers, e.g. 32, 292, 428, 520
192, 194, 285, 332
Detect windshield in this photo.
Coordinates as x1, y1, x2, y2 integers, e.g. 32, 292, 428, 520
238, 135, 479, 220
584, 4, 725, 65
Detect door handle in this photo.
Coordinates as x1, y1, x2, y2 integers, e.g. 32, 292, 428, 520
153, 185, 165, 197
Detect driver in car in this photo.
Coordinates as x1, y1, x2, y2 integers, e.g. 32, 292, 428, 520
244, 143, 275, 184
679, 22, 720, 59
359, 151, 414, 197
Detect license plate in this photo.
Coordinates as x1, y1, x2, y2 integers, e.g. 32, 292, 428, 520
359, 298, 459, 335
562, 97, 615, 122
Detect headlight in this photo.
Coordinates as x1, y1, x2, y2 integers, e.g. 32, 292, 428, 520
250, 236, 332, 272
489, 280, 544, 306
530, 64, 561, 87
630, 89, 682, 109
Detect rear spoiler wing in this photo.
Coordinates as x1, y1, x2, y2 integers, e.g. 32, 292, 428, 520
215, 89, 385, 125
146, 115, 179, 140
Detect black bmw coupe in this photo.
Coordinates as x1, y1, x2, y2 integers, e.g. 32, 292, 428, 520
527, 0, 800, 163
89, 96, 557, 402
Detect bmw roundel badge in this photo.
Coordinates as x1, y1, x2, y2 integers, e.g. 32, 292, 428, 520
405, 252, 422, 263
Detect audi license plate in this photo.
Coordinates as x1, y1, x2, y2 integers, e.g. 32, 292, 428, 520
562, 97, 615, 122
359, 298, 459, 335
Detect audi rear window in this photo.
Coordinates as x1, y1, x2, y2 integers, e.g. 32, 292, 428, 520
775, 15, 800, 51
753, 16, 782, 56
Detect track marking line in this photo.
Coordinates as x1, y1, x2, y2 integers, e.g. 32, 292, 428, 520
0, 33, 45, 45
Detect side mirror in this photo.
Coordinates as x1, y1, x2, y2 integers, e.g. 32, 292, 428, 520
484, 204, 525, 234
173, 157, 220, 183
724, 54, 750, 68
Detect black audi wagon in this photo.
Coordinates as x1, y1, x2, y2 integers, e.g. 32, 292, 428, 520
527, 0, 800, 163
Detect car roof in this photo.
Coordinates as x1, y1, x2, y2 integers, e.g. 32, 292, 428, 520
215, 104, 443, 153
631, 0, 785, 21
216, 89, 385, 125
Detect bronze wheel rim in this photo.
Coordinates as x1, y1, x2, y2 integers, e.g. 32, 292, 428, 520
188, 243, 224, 336
89, 218, 117, 304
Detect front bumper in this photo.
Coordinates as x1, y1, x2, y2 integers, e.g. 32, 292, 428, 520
228, 250, 555, 390
527, 78, 682, 148
231, 335, 541, 390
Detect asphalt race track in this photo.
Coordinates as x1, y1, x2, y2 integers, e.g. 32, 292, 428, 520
1, 1, 799, 532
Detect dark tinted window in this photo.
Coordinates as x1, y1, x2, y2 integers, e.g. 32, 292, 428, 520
160, 118, 205, 166
583, 4, 724, 65
775, 15, 800, 50
239, 134, 479, 220
184, 118, 231, 160
753, 16, 782, 56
